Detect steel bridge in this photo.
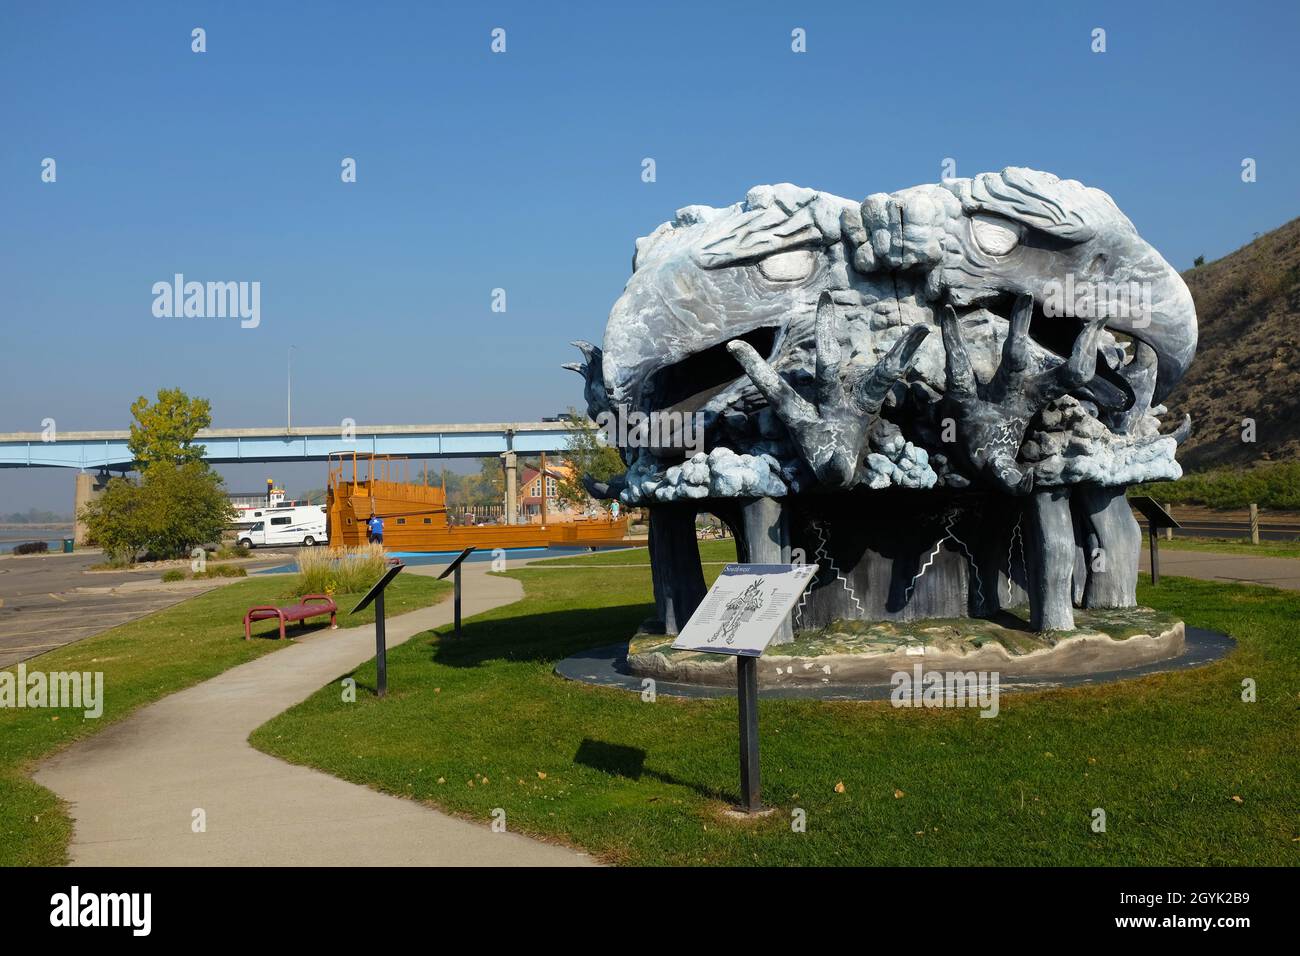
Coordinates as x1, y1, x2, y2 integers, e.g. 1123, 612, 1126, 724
0, 422, 576, 471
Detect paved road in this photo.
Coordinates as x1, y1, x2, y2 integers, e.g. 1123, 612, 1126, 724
32, 563, 593, 867
1140, 548, 1300, 590
1169, 521, 1298, 543
0, 551, 290, 667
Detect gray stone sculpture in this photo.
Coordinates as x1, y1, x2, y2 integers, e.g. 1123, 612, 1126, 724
568, 168, 1196, 637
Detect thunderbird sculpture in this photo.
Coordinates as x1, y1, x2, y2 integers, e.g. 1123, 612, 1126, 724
568, 168, 1196, 637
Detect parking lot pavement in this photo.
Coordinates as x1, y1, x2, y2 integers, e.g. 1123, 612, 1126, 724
0, 551, 288, 667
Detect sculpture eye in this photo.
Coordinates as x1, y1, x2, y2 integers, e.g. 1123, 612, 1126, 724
757, 249, 816, 281
970, 214, 1022, 256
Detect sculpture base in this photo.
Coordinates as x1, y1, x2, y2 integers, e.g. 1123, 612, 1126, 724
626, 607, 1185, 688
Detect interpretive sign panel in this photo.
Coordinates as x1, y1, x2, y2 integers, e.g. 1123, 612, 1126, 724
671, 563, 818, 657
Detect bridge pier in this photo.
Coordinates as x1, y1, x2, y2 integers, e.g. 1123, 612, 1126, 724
501, 452, 518, 525
73, 471, 111, 547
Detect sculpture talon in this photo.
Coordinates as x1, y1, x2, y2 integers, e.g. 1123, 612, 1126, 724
563, 339, 613, 421
582, 473, 626, 500
729, 292, 928, 488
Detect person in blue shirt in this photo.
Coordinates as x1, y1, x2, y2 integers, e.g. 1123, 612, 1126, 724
367, 515, 384, 545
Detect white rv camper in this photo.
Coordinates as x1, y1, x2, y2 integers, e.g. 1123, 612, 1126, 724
237, 505, 329, 549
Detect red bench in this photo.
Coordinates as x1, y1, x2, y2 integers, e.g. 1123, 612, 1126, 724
243, 594, 338, 640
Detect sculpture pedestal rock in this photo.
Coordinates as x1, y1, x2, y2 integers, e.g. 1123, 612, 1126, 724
628, 609, 1185, 689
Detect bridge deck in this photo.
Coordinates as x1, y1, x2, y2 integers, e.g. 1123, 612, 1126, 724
0, 422, 577, 469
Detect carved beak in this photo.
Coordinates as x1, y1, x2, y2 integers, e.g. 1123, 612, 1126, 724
1098, 245, 1197, 403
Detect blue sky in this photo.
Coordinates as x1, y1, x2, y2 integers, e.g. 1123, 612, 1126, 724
2, 0, 1297, 512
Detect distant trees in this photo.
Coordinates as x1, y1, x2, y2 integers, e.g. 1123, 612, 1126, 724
80, 389, 229, 565
429, 459, 506, 514
1193, 255, 1205, 268
0, 508, 71, 524
416, 437, 621, 520
475, 456, 505, 504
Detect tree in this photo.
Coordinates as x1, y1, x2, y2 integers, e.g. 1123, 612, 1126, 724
79, 477, 151, 565
1193, 255, 1205, 268
79, 464, 230, 564
128, 388, 212, 471
433, 472, 478, 512
476, 456, 505, 504
83, 389, 229, 564
556, 408, 625, 509
140, 461, 232, 559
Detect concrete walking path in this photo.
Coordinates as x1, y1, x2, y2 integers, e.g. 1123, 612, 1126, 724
33, 564, 594, 866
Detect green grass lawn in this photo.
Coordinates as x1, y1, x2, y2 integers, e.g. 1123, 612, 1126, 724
251, 542, 1298, 866
540, 544, 680, 566
0, 573, 448, 866
1154, 534, 1300, 558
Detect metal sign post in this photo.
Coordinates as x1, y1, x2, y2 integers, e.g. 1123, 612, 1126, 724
375, 589, 387, 694
1131, 496, 1181, 586
671, 563, 818, 814
436, 547, 476, 637
350, 561, 406, 697
736, 655, 761, 812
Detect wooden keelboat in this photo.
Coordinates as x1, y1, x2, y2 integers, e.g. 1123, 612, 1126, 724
325, 452, 628, 552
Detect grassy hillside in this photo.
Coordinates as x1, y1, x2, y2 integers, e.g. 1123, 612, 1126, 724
1167, 216, 1300, 469
1135, 460, 1300, 510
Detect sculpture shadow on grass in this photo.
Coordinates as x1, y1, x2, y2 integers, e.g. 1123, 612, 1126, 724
573, 737, 732, 804
427, 602, 652, 668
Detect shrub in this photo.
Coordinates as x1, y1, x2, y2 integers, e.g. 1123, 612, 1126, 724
161, 569, 186, 582
215, 544, 250, 560
12, 541, 49, 556
141, 461, 231, 559
294, 544, 387, 596
1133, 461, 1300, 510
79, 462, 229, 564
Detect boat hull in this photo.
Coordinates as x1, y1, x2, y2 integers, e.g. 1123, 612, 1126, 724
326, 457, 628, 552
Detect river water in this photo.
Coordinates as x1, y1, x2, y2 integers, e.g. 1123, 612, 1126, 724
0, 527, 73, 554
